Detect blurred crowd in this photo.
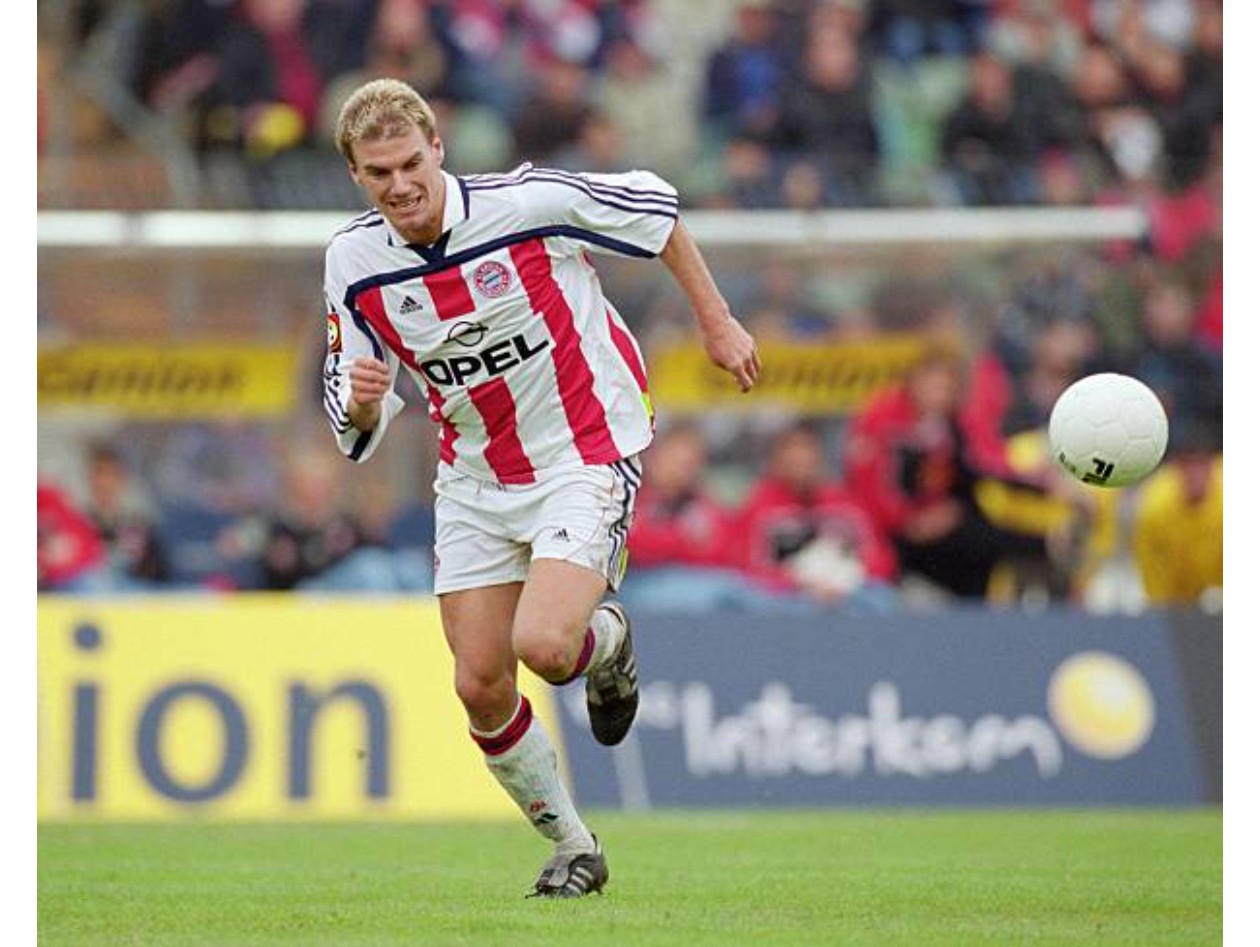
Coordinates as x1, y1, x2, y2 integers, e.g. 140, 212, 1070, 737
38, 254, 1223, 611
37, 0, 1222, 612
45, 0, 1221, 210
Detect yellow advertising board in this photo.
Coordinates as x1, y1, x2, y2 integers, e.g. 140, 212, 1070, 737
37, 596, 565, 822
37, 344, 297, 418
650, 336, 925, 413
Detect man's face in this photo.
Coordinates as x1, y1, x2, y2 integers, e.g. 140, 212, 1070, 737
909, 362, 960, 419
771, 431, 824, 494
348, 125, 446, 245
88, 458, 126, 511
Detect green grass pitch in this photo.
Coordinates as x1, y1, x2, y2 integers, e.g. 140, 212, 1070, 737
39, 809, 1221, 947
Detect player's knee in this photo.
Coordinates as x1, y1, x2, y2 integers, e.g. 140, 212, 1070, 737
453, 669, 514, 719
514, 625, 579, 682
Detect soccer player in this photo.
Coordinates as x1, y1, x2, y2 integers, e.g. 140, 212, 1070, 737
322, 78, 759, 898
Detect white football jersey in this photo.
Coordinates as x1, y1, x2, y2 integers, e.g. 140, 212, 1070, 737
322, 164, 677, 484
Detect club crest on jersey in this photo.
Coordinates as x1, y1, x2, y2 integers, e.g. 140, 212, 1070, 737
326, 312, 342, 353
473, 260, 513, 298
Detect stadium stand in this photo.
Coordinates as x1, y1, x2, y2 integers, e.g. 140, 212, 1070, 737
37, 0, 1222, 612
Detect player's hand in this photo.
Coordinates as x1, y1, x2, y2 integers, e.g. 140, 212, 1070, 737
347, 357, 390, 432
703, 316, 761, 392
349, 357, 391, 406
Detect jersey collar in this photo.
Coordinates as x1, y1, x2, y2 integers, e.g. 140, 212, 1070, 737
382, 170, 469, 261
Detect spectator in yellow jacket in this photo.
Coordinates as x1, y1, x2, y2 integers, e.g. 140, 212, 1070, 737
1133, 422, 1223, 606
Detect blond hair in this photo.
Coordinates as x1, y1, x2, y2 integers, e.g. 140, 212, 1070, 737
334, 78, 438, 164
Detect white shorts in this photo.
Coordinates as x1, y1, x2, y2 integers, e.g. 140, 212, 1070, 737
432, 457, 642, 595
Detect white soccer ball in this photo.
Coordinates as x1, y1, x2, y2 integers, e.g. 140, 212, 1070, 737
1048, 373, 1168, 488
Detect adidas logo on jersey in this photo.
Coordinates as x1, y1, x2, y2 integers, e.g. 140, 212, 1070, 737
399, 295, 423, 314
551, 528, 570, 543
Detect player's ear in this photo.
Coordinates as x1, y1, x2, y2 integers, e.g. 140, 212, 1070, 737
345, 140, 366, 184
432, 136, 445, 167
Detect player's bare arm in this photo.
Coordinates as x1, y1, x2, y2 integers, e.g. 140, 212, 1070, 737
347, 357, 391, 431
659, 220, 761, 392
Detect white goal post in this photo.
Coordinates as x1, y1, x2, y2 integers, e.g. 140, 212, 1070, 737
37, 206, 1148, 249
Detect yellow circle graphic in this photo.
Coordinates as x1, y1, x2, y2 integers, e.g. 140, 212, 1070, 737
1047, 652, 1155, 759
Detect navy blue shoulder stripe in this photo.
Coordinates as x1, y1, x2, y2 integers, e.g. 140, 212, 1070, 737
342, 225, 657, 310
463, 164, 677, 204
461, 168, 536, 190
510, 168, 679, 213
331, 217, 385, 243
333, 209, 380, 232
464, 166, 678, 205
529, 166, 678, 204
462, 165, 533, 184
465, 174, 678, 220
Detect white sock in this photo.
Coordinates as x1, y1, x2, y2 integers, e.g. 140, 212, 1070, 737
587, 603, 626, 672
472, 696, 595, 855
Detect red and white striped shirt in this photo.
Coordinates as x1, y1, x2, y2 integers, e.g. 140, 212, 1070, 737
323, 163, 677, 484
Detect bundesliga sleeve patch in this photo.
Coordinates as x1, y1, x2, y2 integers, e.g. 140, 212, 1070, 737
326, 312, 343, 353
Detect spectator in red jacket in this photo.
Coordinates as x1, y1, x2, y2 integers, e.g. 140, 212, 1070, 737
83, 443, 171, 585
844, 343, 1054, 599
37, 482, 106, 592
734, 421, 897, 608
621, 422, 778, 612
627, 422, 737, 571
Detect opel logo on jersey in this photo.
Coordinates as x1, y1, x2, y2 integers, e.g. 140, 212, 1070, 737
473, 260, 514, 298
420, 333, 551, 387
446, 321, 489, 348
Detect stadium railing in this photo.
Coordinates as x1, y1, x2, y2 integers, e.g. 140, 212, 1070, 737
37, 206, 1147, 249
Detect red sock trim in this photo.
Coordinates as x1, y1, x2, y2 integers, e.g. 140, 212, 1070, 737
471, 695, 533, 756
555, 629, 596, 686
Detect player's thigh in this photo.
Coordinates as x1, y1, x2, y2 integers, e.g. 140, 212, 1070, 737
513, 459, 639, 650
513, 558, 609, 649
